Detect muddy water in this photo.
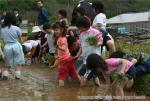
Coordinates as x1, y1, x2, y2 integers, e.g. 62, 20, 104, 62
0, 64, 149, 101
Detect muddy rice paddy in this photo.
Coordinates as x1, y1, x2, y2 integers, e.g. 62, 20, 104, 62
0, 63, 149, 101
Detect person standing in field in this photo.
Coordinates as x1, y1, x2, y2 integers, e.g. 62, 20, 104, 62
37, 0, 49, 26
92, 0, 116, 54
0, 12, 25, 79
52, 22, 79, 86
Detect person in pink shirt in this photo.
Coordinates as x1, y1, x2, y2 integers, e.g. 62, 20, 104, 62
52, 22, 79, 86
76, 16, 103, 64
86, 52, 137, 101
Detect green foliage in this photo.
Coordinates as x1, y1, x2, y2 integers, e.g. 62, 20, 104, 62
86, 36, 98, 45
111, 73, 128, 85
28, 26, 33, 37
133, 74, 150, 95
116, 41, 150, 54
0, 0, 8, 10
44, 53, 55, 64
49, 16, 57, 24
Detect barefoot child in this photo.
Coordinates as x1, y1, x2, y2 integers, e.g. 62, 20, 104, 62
22, 39, 39, 65
42, 23, 56, 65
52, 22, 79, 86
85, 53, 137, 101
67, 35, 82, 71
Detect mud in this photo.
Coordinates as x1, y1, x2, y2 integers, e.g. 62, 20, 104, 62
0, 63, 149, 101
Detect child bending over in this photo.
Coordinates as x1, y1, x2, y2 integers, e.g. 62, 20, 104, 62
85, 52, 137, 101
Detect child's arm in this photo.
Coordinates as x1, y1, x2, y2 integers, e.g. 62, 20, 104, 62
95, 32, 103, 46
74, 47, 82, 60
57, 44, 67, 51
119, 59, 128, 74
41, 41, 48, 48
131, 58, 137, 65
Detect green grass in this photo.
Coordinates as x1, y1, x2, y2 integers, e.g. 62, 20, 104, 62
116, 41, 150, 54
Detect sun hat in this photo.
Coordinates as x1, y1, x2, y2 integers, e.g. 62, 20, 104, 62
32, 26, 41, 33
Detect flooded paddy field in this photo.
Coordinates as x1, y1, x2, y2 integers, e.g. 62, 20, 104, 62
0, 63, 149, 101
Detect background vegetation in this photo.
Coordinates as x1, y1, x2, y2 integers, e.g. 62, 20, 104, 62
0, 0, 150, 21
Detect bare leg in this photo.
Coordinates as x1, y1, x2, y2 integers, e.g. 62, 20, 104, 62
94, 77, 100, 86
59, 80, 65, 87
124, 79, 134, 90
115, 86, 124, 101
79, 76, 87, 87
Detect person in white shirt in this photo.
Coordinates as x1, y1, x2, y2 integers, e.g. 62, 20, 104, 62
92, 0, 106, 30
92, 0, 116, 54
22, 40, 39, 65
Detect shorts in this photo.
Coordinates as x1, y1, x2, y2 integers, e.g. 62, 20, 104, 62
79, 65, 97, 80
4, 42, 25, 67
58, 56, 78, 80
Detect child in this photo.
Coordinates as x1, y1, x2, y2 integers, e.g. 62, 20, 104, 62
85, 52, 137, 100
1, 12, 24, 79
67, 26, 79, 39
57, 9, 69, 27
67, 35, 82, 71
76, 16, 103, 65
31, 26, 42, 63
92, 1, 116, 54
22, 39, 39, 65
42, 23, 56, 65
52, 22, 79, 86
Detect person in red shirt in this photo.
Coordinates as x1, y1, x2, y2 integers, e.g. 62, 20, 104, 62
52, 22, 79, 86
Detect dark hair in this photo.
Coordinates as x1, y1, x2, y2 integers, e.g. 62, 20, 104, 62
43, 23, 51, 30
67, 35, 77, 47
2, 12, 17, 28
13, 8, 19, 12
92, 0, 105, 13
86, 53, 108, 72
76, 16, 90, 29
37, 0, 44, 4
52, 21, 67, 37
109, 51, 126, 58
75, 7, 85, 16
22, 45, 27, 54
58, 9, 67, 18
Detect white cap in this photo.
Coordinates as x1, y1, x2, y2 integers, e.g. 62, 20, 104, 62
32, 26, 41, 33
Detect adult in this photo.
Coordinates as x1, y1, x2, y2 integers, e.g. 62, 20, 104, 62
92, 0, 106, 30
13, 8, 22, 27
37, 0, 49, 26
92, 0, 116, 54
71, 0, 94, 25
0, 12, 25, 79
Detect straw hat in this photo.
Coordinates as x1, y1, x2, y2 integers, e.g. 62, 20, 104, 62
32, 26, 41, 33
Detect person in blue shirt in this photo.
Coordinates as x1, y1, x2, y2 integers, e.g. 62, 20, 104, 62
1, 12, 25, 80
37, 0, 49, 25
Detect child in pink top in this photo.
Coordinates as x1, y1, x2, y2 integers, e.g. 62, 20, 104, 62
76, 16, 103, 64
52, 22, 78, 87
57, 37, 70, 61
86, 52, 137, 100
